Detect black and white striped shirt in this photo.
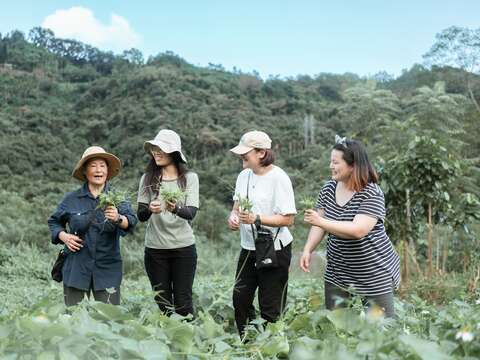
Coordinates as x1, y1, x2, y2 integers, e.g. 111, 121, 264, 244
316, 180, 400, 296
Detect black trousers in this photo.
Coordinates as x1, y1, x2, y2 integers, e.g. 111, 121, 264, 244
233, 243, 291, 336
63, 279, 120, 307
144, 245, 197, 317
324, 281, 395, 318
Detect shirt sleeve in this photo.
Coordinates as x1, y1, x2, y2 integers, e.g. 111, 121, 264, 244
117, 200, 138, 236
47, 195, 69, 245
273, 172, 297, 215
175, 205, 198, 220
137, 202, 152, 222
233, 171, 243, 202
185, 173, 199, 208
137, 174, 151, 204
357, 187, 386, 222
315, 182, 330, 210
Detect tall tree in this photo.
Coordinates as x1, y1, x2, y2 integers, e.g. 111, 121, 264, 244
28, 27, 55, 49
423, 26, 480, 114
121, 48, 144, 66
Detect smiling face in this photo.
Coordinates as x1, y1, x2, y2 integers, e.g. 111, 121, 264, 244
330, 149, 354, 182
84, 158, 108, 186
151, 146, 173, 167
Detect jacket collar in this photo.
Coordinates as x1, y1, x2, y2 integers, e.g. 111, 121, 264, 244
78, 181, 110, 199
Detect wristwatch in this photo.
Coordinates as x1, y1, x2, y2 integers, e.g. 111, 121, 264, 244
115, 215, 124, 225
254, 214, 261, 228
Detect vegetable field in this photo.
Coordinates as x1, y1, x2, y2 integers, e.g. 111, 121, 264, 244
1, 240, 479, 359
0, 24, 479, 359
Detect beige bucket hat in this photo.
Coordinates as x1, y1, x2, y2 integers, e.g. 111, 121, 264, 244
72, 146, 122, 181
144, 129, 187, 163
230, 130, 272, 155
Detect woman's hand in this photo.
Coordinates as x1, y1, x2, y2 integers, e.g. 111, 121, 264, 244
149, 199, 162, 214
238, 211, 255, 225
104, 206, 119, 222
228, 211, 240, 231
165, 200, 177, 213
59, 231, 83, 252
304, 209, 322, 226
299, 250, 312, 273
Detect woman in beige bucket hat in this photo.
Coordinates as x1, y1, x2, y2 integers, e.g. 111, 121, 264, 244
137, 129, 199, 317
48, 146, 137, 306
228, 130, 297, 338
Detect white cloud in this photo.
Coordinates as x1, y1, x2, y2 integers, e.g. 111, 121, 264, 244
42, 6, 141, 52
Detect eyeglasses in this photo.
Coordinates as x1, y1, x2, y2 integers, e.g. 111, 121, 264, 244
151, 149, 164, 156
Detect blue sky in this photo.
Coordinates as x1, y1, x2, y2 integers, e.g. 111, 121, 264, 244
1, 1, 479, 78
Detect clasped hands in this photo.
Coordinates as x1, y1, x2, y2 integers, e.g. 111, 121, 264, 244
149, 199, 177, 214
228, 210, 256, 231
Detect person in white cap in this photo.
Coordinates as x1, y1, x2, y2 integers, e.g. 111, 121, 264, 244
137, 129, 199, 318
228, 130, 297, 338
48, 146, 137, 306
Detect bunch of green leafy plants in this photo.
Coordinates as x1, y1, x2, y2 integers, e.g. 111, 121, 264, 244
96, 189, 128, 209
159, 185, 186, 204
299, 195, 316, 211
237, 194, 253, 213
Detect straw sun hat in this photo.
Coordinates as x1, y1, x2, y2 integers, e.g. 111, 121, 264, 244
72, 146, 122, 181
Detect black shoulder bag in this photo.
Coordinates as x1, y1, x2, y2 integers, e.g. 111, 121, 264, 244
247, 171, 281, 269
51, 249, 66, 282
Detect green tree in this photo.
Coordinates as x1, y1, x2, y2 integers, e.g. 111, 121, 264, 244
121, 48, 144, 66
28, 27, 55, 49
423, 26, 480, 114
332, 83, 402, 147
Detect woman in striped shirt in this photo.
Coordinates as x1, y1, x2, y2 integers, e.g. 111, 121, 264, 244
300, 137, 400, 317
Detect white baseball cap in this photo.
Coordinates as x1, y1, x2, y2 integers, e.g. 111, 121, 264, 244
230, 130, 272, 155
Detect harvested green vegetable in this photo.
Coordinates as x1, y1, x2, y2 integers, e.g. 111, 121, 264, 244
97, 189, 128, 209
159, 185, 186, 204
299, 196, 316, 210
237, 194, 253, 213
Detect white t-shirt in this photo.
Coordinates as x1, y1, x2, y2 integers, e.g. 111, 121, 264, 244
233, 166, 297, 250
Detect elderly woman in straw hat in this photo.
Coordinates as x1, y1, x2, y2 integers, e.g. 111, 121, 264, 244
137, 129, 199, 317
48, 146, 137, 306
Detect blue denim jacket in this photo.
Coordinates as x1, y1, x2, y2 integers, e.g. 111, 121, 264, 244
48, 182, 137, 291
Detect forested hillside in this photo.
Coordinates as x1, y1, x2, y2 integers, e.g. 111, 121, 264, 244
1, 27, 480, 358
1, 27, 478, 253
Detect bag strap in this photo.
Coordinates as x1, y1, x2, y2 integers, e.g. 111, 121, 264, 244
246, 170, 282, 242
247, 171, 257, 240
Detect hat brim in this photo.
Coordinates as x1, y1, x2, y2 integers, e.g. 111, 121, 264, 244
144, 141, 187, 163
230, 144, 253, 155
72, 153, 122, 181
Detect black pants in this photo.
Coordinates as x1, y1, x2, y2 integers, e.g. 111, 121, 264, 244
233, 244, 291, 336
144, 245, 197, 317
324, 281, 395, 318
63, 279, 120, 307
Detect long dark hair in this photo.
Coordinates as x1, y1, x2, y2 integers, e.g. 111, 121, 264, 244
333, 140, 378, 192
143, 151, 188, 196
